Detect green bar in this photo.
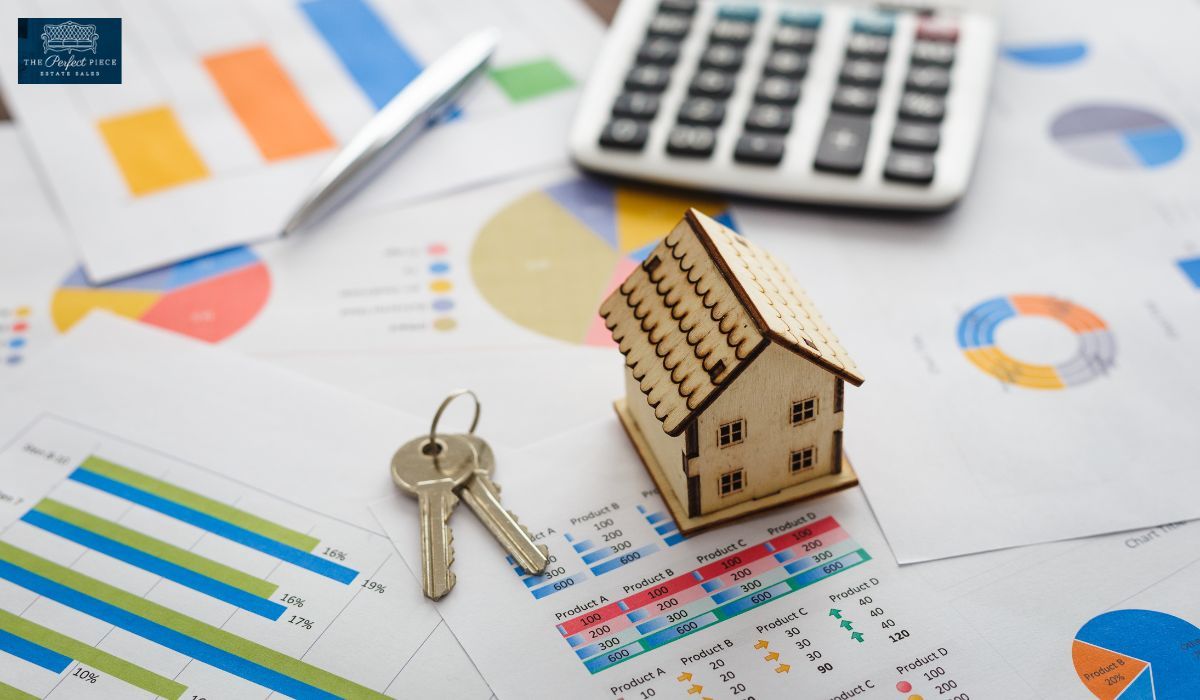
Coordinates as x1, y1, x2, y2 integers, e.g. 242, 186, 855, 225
0, 680, 40, 700
0, 609, 186, 700
488, 58, 574, 102
79, 456, 319, 551
0, 543, 388, 700
34, 499, 279, 599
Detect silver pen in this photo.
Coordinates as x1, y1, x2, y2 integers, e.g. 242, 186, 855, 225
281, 28, 500, 236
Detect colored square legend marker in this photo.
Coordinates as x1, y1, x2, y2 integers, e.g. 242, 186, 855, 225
489, 58, 574, 103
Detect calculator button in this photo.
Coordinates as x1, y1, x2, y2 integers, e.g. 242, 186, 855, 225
911, 40, 955, 66
710, 19, 756, 46
905, 66, 950, 95
891, 121, 940, 152
734, 134, 786, 165
755, 77, 801, 105
846, 33, 890, 60
884, 150, 936, 184
666, 125, 718, 157
779, 9, 822, 28
831, 85, 878, 115
717, 5, 760, 22
814, 115, 871, 174
599, 119, 649, 151
612, 92, 661, 120
852, 14, 895, 36
744, 103, 793, 134
763, 50, 808, 78
626, 65, 671, 92
647, 13, 692, 39
658, 0, 697, 15
916, 17, 959, 43
678, 97, 726, 126
898, 92, 946, 122
773, 26, 817, 52
690, 69, 737, 98
839, 59, 885, 87
638, 38, 681, 66
701, 44, 745, 71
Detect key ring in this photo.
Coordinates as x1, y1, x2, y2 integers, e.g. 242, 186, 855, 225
429, 389, 481, 449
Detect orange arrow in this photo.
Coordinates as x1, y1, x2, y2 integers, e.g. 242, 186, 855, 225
687, 684, 704, 695
754, 639, 770, 650
776, 664, 791, 674
677, 672, 692, 682
763, 651, 779, 662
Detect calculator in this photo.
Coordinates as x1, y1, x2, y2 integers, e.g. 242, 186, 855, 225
568, 0, 997, 210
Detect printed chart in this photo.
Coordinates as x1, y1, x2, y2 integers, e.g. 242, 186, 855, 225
1002, 41, 1088, 66
0, 305, 31, 367
956, 294, 1115, 389
470, 179, 734, 346
51, 247, 269, 343
1073, 610, 1200, 699
1050, 104, 1186, 169
0, 417, 439, 699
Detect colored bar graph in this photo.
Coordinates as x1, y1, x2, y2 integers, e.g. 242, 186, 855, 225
488, 58, 574, 103
0, 542, 388, 699
203, 45, 335, 162
589, 544, 659, 576
0, 609, 186, 699
300, 0, 422, 109
22, 509, 286, 620
0, 628, 71, 672
97, 106, 209, 196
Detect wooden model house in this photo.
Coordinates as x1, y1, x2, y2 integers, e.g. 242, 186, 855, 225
600, 210, 864, 534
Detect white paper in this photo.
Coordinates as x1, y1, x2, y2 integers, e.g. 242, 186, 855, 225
0, 314, 490, 698
0, 0, 601, 281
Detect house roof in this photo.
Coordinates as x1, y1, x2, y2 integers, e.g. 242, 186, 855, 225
599, 209, 863, 436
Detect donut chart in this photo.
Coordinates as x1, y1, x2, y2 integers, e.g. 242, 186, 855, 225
52, 246, 270, 343
470, 179, 734, 346
956, 294, 1115, 389
1051, 104, 1186, 169
1073, 609, 1200, 699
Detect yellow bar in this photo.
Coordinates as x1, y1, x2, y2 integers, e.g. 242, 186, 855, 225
98, 106, 210, 196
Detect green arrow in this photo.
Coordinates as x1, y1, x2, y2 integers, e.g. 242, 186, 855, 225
840, 619, 854, 631
850, 632, 864, 643
828, 609, 842, 619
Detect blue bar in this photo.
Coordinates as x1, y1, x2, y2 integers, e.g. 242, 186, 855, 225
626, 608, 648, 622
640, 611, 719, 649
0, 560, 338, 700
654, 523, 675, 535
635, 615, 672, 634
645, 512, 667, 525
617, 601, 629, 612
589, 544, 658, 576
636, 505, 646, 514
21, 510, 285, 620
70, 469, 357, 584
300, 0, 422, 110
715, 580, 791, 616
665, 533, 686, 547
571, 540, 595, 553
711, 584, 746, 604
529, 572, 587, 600
0, 628, 71, 673
775, 550, 795, 563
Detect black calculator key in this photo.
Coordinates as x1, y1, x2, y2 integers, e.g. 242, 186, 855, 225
846, 33, 889, 60
839, 59, 884, 87
898, 92, 946, 122
658, 0, 697, 15
701, 44, 744, 71
763, 50, 808, 78
755, 76, 801, 105
735, 134, 786, 165
831, 85, 878, 114
773, 26, 816, 52
891, 121, 940, 151
710, 19, 756, 46
690, 69, 737, 98
612, 92, 661, 120
744, 103, 793, 134
600, 119, 649, 151
677, 97, 726, 126
666, 125, 717, 157
647, 13, 691, 39
638, 37, 681, 66
626, 65, 671, 92
906, 66, 951, 94
911, 40, 955, 66
884, 150, 936, 184
815, 115, 871, 174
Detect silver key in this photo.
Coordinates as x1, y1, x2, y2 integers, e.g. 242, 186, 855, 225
457, 434, 549, 575
391, 434, 476, 600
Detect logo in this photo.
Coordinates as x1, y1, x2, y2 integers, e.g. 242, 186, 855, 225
18, 18, 122, 84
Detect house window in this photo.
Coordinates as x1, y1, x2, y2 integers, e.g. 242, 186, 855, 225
718, 419, 745, 447
790, 446, 817, 473
791, 397, 818, 425
719, 469, 745, 496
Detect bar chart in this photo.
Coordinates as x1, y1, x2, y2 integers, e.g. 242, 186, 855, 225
0, 416, 439, 698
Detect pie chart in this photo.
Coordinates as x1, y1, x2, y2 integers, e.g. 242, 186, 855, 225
51, 246, 270, 342
1073, 609, 1200, 699
1050, 103, 1186, 169
470, 178, 733, 346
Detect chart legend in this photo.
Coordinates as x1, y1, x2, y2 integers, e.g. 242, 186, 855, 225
1051, 103, 1186, 169
0, 305, 31, 367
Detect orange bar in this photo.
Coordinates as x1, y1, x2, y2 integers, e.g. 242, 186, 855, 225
203, 45, 334, 162
99, 106, 210, 196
